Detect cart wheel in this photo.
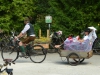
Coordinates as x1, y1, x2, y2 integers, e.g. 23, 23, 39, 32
67, 53, 80, 66
73, 58, 85, 63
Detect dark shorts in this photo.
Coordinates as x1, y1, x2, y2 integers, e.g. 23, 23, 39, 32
22, 36, 36, 44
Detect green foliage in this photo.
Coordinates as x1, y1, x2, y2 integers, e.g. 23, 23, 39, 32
0, 0, 100, 37
0, 0, 35, 33
48, 0, 100, 37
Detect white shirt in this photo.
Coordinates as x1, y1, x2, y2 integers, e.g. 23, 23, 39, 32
83, 35, 89, 40
88, 30, 97, 42
88, 26, 97, 42
21, 23, 30, 34
21, 23, 35, 36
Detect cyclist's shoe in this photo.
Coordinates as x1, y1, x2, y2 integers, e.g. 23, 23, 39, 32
19, 52, 28, 57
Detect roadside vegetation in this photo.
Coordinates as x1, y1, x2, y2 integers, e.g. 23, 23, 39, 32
0, 0, 100, 38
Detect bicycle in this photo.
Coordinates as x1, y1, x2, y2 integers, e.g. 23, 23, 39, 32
0, 59, 14, 75
1, 31, 47, 63
92, 38, 100, 54
0, 33, 10, 50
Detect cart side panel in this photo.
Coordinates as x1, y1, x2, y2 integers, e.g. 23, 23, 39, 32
87, 50, 93, 58
60, 50, 93, 58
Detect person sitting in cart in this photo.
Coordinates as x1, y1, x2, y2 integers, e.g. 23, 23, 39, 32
79, 27, 97, 44
63, 26, 97, 52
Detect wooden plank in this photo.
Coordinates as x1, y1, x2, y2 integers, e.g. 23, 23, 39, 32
34, 44, 49, 49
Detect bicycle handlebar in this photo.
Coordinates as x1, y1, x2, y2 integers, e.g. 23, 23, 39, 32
3, 59, 15, 66
0, 59, 14, 73
14, 36, 20, 42
11, 31, 20, 42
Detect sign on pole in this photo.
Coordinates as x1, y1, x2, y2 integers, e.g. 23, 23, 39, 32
45, 15, 52, 23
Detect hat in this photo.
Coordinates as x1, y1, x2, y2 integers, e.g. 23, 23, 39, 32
88, 26, 97, 31
24, 17, 30, 22
84, 28, 91, 33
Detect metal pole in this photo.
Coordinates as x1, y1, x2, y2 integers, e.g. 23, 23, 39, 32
48, 23, 51, 35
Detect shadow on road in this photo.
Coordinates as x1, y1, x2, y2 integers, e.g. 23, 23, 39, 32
54, 61, 90, 66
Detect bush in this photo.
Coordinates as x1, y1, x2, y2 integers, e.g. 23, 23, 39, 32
34, 37, 51, 44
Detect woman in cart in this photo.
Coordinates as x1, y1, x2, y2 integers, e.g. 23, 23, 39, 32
64, 27, 97, 52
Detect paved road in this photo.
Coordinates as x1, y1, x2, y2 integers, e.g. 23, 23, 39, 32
0, 52, 100, 75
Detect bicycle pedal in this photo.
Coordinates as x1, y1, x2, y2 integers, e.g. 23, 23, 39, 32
9, 46, 14, 49
24, 56, 29, 58
19, 55, 28, 58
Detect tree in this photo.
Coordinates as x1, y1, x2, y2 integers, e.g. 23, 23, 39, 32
0, 0, 100, 37
0, 0, 35, 33
48, 0, 100, 37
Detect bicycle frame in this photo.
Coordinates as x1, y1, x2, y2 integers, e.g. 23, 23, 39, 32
0, 59, 14, 75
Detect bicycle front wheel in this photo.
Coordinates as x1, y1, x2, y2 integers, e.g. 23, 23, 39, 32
1, 46, 19, 62
30, 45, 46, 63
92, 39, 100, 54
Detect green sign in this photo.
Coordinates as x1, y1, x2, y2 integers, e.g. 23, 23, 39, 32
45, 16, 52, 23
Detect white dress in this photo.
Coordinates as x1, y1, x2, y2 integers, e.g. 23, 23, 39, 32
88, 26, 97, 43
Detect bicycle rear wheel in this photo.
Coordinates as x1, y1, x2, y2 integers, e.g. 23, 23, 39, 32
1, 45, 19, 62
30, 45, 46, 63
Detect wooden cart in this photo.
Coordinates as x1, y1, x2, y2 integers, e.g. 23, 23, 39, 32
58, 49, 93, 66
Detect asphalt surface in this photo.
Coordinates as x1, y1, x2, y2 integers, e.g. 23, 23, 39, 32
0, 52, 100, 75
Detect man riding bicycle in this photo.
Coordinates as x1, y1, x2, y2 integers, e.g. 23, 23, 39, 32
15, 17, 36, 57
